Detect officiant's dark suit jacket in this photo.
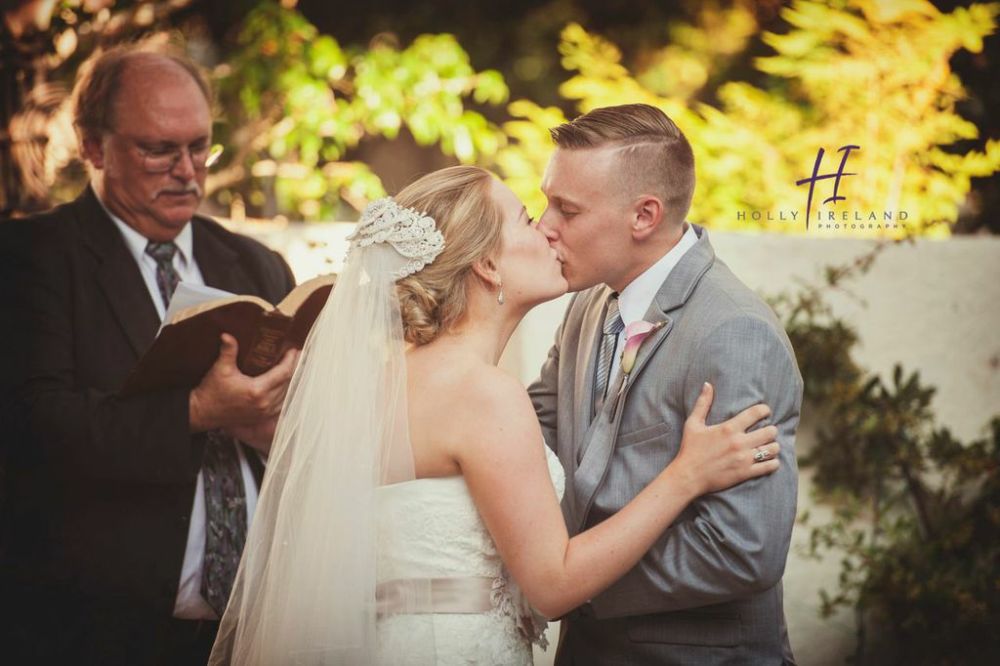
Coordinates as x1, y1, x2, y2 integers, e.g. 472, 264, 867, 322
0, 187, 295, 664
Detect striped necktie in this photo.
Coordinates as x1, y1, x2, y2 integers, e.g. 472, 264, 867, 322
144, 241, 180, 308
593, 293, 624, 418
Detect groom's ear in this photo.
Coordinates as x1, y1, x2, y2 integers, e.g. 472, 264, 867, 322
630, 195, 665, 241
471, 256, 501, 289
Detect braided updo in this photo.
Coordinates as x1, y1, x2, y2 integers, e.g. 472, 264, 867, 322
392, 166, 504, 345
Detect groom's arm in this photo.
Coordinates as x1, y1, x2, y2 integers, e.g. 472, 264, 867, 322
591, 313, 802, 618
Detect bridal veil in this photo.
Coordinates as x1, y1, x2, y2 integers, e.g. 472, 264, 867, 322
210, 199, 444, 665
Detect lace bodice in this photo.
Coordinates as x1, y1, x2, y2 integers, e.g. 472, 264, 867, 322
375, 442, 566, 664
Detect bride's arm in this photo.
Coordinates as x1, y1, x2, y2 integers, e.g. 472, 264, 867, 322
455, 372, 779, 620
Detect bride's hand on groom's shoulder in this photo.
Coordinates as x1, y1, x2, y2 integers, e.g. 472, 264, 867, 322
673, 382, 781, 497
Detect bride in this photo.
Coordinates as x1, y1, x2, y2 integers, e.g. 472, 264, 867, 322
209, 166, 781, 665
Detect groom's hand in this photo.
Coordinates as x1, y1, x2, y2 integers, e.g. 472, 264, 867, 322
188, 333, 298, 434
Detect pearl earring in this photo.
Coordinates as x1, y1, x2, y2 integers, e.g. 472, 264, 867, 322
497, 280, 505, 306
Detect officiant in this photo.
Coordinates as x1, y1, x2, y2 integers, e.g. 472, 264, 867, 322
0, 42, 298, 665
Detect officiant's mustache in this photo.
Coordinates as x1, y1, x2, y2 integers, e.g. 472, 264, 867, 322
155, 182, 202, 199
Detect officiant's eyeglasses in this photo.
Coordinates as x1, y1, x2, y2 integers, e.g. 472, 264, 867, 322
128, 139, 224, 173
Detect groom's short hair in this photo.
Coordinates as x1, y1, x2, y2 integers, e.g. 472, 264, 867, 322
550, 104, 695, 227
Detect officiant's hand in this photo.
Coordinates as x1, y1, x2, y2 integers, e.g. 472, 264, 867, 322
188, 333, 298, 434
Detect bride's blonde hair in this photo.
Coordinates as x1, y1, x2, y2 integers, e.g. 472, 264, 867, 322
393, 166, 504, 345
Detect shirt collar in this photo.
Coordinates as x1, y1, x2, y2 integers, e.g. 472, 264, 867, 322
98, 195, 194, 268
617, 222, 698, 327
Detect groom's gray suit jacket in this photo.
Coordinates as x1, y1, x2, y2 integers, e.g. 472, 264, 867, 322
529, 224, 802, 665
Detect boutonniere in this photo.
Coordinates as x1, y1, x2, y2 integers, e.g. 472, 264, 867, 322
620, 320, 666, 377
613, 320, 667, 406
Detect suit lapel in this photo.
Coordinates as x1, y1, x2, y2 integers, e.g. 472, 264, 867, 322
646, 225, 716, 316
77, 188, 161, 357
77, 191, 256, 356
571, 372, 626, 532
570, 224, 717, 530
192, 220, 251, 294
621, 224, 715, 394
572, 286, 613, 463
606, 317, 674, 421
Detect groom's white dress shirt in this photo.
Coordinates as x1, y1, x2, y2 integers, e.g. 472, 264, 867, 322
606, 222, 698, 386
109, 209, 259, 621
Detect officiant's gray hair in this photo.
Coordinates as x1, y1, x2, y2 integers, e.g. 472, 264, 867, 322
393, 166, 504, 346
72, 39, 213, 145
550, 103, 695, 227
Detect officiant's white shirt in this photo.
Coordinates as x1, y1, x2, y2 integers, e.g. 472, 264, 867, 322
109, 211, 259, 621
606, 222, 698, 385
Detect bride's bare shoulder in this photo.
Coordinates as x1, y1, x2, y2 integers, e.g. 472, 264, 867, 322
450, 366, 541, 446
465, 365, 533, 411
421, 361, 533, 420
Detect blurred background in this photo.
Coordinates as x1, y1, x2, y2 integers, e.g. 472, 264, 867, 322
2, 1, 999, 663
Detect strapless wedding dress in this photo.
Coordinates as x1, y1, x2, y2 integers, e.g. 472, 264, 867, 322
375, 443, 565, 665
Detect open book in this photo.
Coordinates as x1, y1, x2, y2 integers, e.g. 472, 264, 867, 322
121, 274, 336, 395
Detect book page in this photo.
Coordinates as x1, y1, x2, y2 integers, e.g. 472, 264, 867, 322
275, 274, 337, 317
160, 282, 236, 334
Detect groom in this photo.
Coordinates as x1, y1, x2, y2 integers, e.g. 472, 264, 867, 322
529, 104, 802, 664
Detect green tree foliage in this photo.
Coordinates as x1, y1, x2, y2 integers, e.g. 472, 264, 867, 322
5, 0, 998, 234
209, 2, 508, 220
0, 0, 509, 221
497, 1, 1000, 237
494, 100, 567, 218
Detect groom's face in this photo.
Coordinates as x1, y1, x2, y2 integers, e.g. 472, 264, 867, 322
538, 146, 632, 292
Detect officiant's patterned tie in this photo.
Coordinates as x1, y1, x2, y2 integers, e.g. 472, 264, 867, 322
145, 241, 181, 308
593, 293, 624, 418
145, 239, 249, 616
200, 431, 248, 615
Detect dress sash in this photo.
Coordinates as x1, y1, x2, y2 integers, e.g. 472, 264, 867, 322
376, 576, 495, 615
